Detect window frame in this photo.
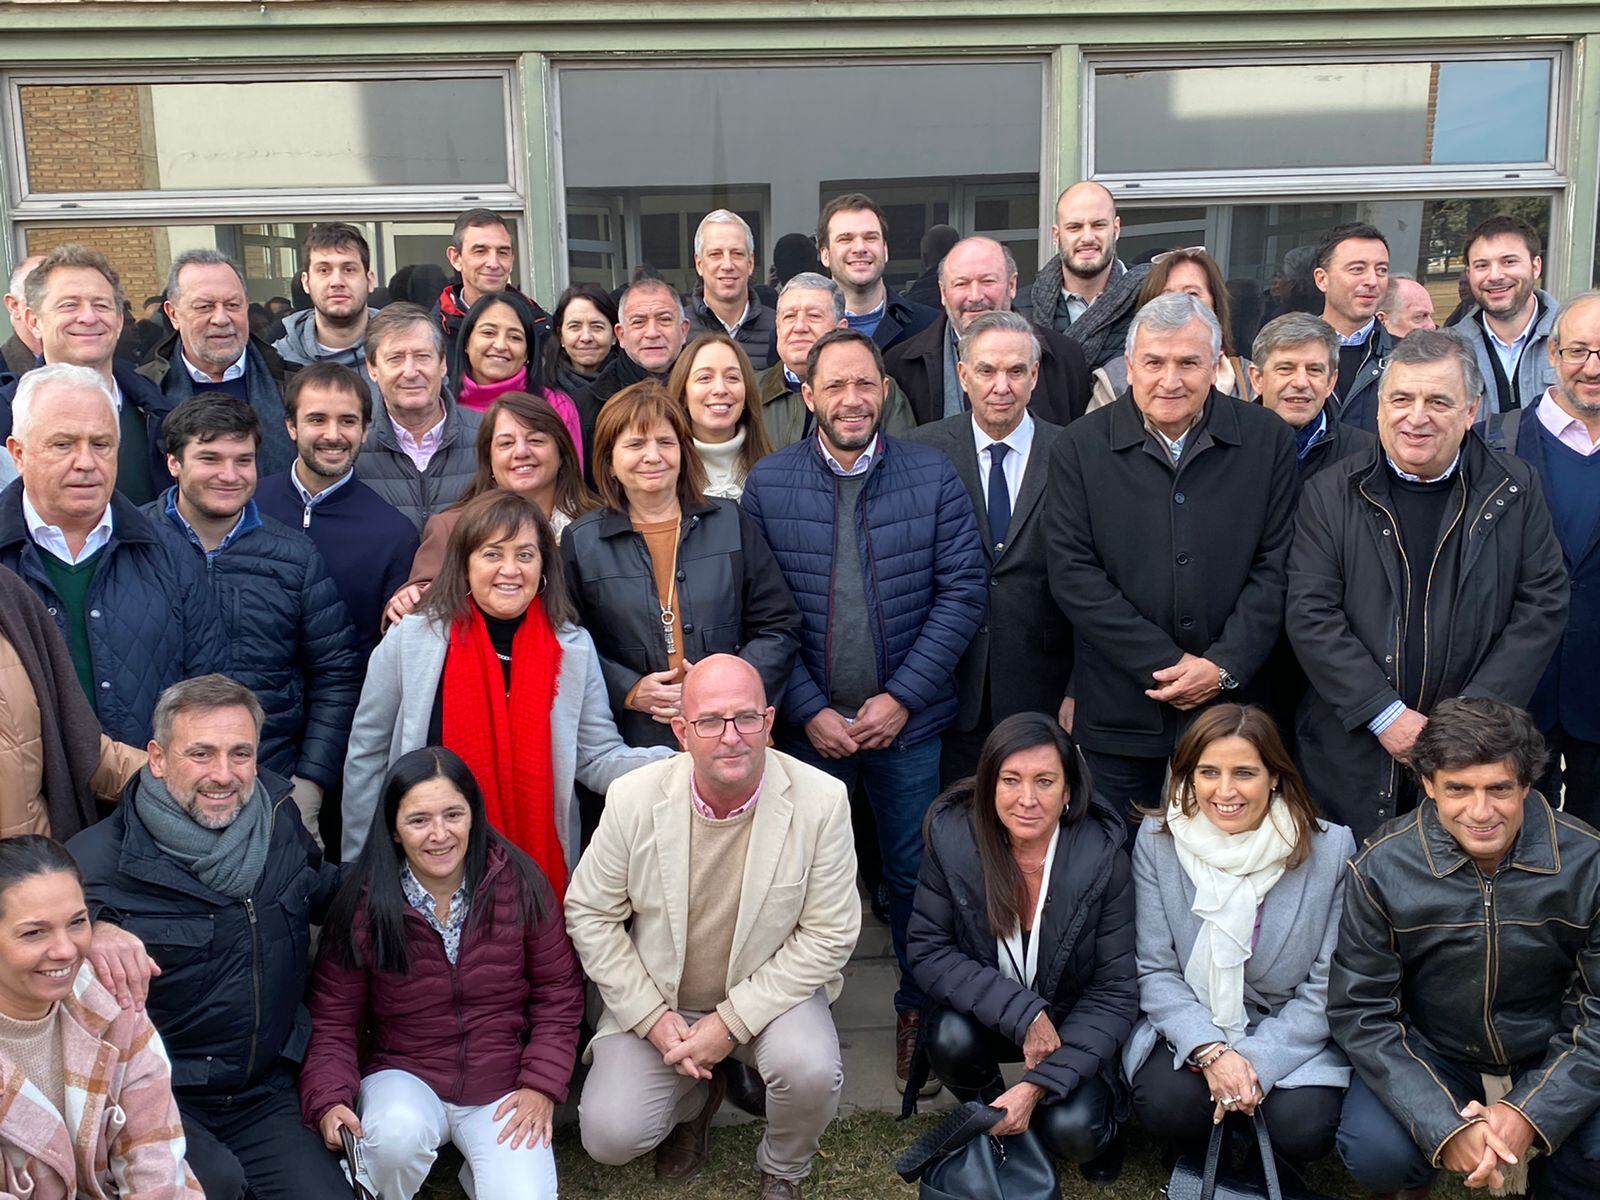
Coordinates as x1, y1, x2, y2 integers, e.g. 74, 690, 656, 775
1082, 44, 1570, 197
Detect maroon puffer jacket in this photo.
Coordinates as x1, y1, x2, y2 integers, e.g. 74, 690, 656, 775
299, 845, 583, 1124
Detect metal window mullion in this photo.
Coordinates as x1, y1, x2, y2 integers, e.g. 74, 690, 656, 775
1098, 170, 1567, 202
9, 189, 524, 223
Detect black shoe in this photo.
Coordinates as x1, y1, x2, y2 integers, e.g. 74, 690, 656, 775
1078, 1135, 1124, 1183
871, 881, 891, 925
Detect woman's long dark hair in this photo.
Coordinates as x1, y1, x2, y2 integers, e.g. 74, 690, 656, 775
541, 283, 619, 383
450, 289, 548, 399
937, 713, 1089, 939
0, 837, 82, 919
322, 747, 552, 975
453, 390, 598, 521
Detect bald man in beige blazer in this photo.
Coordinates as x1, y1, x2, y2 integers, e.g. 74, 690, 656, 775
566, 655, 860, 1200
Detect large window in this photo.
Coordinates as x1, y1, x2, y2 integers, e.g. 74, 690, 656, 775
556, 59, 1047, 293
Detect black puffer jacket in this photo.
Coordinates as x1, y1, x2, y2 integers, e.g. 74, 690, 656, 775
560, 497, 800, 747
1329, 792, 1600, 1162
67, 771, 342, 1099
907, 783, 1137, 1100
143, 492, 361, 788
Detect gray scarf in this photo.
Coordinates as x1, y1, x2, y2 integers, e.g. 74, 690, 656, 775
133, 767, 275, 899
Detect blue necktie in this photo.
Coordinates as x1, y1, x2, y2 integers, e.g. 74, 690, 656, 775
987, 442, 1011, 549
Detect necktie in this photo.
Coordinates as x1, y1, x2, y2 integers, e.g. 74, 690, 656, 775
987, 442, 1011, 550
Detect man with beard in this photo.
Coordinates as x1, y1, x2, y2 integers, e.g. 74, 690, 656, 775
68, 674, 349, 1200
1487, 292, 1600, 821
573, 277, 691, 462
815, 192, 939, 353
273, 223, 381, 404
1315, 222, 1392, 431
1030, 182, 1152, 370
742, 328, 986, 1095
1448, 215, 1558, 415
254, 363, 417, 662
886, 237, 1088, 425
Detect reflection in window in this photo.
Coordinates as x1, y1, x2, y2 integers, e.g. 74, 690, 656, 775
1119, 195, 1553, 355
1094, 57, 1553, 174
18, 77, 511, 193
23, 218, 457, 308
559, 61, 1044, 292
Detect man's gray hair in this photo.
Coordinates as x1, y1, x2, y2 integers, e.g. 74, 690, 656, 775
1553, 290, 1600, 344
1251, 312, 1338, 374
1376, 272, 1418, 320
619, 277, 684, 326
166, 249, 247, 306
779, 272, 846, 323
693, 209, 755, 260
958, 309, 1039, 366
1383, 328, 1484, 401
364, 301, 446, 363
938, 237, 1018, 287
1125, 291, 1222, 360
10, 363, 118, 445
152, 674, 265, 748
7, 255, 42, 303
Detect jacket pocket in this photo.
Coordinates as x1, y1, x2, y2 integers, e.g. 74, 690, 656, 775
124, 914, 214, 974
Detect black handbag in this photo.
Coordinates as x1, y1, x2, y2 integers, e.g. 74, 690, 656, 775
1165, 1110, 1334, 1200
896, 1100, 1060, 1200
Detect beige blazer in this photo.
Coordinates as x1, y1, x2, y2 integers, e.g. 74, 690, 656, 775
565, 748, 860, 1044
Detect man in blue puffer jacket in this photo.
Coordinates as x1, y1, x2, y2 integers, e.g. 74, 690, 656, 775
742, 328, 987, 1095
144, 391, 361, 850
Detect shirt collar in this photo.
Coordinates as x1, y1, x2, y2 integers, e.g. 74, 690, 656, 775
179, 345, 247, 383
690, 770, 764, 822
1336, 318, 1377, 347
1142, 413, 1195, 464
1294, 409, 1330, 459
290, 462, 355, 506
818, 431, 878, 477
393, 414, 446, 453
1387, 451, 1461, 484
1537, 388, 1600, 453
400, 862, 470, 915
783, 367, 803, 391
1484, 305, 1540, 354
163, 487, 260, 557
972, 411, 1035, 460
22, 490, 113, 565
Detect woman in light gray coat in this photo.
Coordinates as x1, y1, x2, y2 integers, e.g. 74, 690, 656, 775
1123, 704, 1353, 1166
341, 491, 671, 882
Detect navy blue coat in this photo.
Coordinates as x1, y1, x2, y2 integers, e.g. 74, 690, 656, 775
144, 491, 361, 789
0, 483, 230, 746
740, 433, 987, 746
1503, 411, 1600, 742
68, 771, 342, 1099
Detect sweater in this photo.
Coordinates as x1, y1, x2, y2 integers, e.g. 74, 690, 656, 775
1537, 421, 1600, 560
695, 429, 746, 499
0, 1006, 63, 1118
678, 805, 756, 1012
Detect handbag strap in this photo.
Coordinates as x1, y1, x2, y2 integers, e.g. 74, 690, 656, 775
1198, 1118, 1227, 1200
1198, 1110, 1285, 1200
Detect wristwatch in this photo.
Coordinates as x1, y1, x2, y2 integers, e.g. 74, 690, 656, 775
1218, 667, 1239, 691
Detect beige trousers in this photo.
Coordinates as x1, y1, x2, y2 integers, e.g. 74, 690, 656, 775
578, 990, 843, 1181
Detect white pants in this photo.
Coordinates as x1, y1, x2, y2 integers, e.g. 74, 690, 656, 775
355, 1068, 558, 1200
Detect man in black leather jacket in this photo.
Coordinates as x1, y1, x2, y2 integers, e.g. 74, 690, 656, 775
1329, 697, 1600, 1199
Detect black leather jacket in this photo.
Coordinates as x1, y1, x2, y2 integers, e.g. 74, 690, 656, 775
1329, 793, 1600, 1162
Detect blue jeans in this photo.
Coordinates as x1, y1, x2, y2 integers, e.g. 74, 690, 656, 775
1338, 1058, 1600, 1198
780, 726, 941, 1012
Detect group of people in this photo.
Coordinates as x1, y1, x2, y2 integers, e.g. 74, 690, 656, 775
0, 176, 1593, 1200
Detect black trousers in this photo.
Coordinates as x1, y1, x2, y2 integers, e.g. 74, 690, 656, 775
1538, 723, 1600, 829
1129, 1051, 1343, 1166
923, 1006, 1117, 1164
1080, 750, 1168, 847
179, 1068, 350, 1200
1337, 1053, 1600, 1198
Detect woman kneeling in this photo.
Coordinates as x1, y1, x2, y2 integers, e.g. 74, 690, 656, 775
906, 713, 1135, 1180
301, 747, 584, 1200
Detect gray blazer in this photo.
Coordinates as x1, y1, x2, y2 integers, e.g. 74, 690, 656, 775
1122, 815, 1356, 1094
340, 611, 673, 862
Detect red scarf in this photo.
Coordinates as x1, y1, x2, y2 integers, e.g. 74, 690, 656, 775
442, 603, 566, 895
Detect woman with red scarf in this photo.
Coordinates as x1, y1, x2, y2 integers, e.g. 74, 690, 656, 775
340, 489, 671, 890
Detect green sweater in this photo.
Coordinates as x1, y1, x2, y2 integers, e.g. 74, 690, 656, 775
35, 548, 104, 711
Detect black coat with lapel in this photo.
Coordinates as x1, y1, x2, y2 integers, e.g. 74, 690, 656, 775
908, 414, 1072, 731
885, 315, 1091, 428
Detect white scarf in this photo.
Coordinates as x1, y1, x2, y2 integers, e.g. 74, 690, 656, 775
694, 428, 747, 499
1167, 796, 1297, 1039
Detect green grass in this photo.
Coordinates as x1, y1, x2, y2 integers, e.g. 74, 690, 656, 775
412, 1111, 1474, 1198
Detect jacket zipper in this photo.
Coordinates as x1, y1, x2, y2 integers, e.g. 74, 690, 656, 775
1415, 481, 1468, 708
1480, 873, 1508, 1064
243, 897, 262, 1083
450, 961, 468, 1098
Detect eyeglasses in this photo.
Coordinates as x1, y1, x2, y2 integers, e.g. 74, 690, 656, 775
1556, 345, 1600, 367
1151, 246, 1209, 265
686, 711, 769, 739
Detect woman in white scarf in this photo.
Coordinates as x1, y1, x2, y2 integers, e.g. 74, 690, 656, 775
1123, 704, 1356, 1168
666, 332, 774, 499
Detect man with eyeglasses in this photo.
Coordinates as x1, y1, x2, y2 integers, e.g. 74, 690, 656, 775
567, 654, 860, 1200
1484, 292, 1600, 822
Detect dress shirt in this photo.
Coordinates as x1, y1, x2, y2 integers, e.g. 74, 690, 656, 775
1142, 414, 1195, 465
393, 413, 446, 472
179, 347, 247, 384
1336, 318, 1377, 348
1537, 389, 1600, 456
291, 462, 356, 506
22, 490, 112, 565
1485, 307, 1539, 382
818, 432, 878, 478
690, 770, 764, 822
400, 863, 471, 965
973, 412, 1035, 514
163, 490, 260, 561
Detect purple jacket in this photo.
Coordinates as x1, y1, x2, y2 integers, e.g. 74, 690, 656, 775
300, 845, 583, 1120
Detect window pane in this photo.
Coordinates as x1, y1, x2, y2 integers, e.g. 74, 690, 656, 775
1120, 195, 1552, 356
1094, 58, 1552, 174
24, 218, 457, 308
560, 61, 1043, 292
19, 78, 510, 193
